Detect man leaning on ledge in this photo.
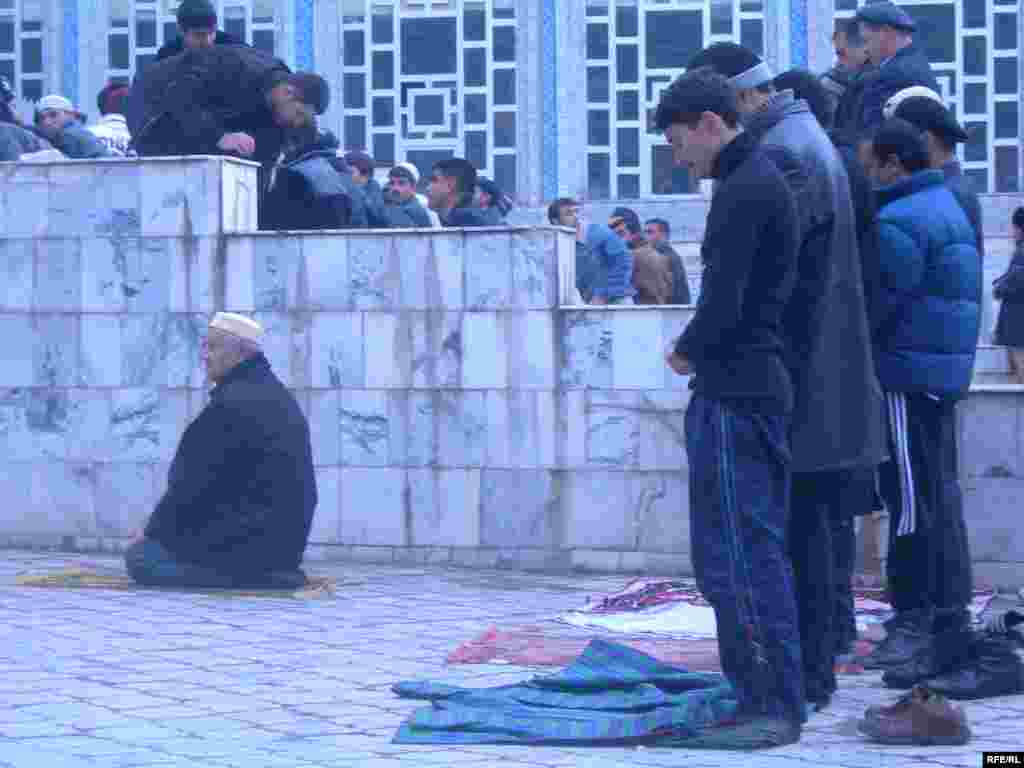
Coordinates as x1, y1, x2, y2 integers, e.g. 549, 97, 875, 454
125, 313, 318, 589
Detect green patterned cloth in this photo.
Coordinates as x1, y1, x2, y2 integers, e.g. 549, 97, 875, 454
392, 638, 738, 746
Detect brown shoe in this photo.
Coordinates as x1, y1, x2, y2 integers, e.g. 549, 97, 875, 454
857, 685, 971, 745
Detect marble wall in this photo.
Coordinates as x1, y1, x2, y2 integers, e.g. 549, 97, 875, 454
2, 156, 1024, 583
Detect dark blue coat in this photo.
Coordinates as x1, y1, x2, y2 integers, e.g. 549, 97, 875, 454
860, 42, 940, 132
874, 169, 981, 397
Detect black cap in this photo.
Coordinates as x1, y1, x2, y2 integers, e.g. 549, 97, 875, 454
609, 206, 642, 235
289, 72, 330, 115
177, 0, 217, 31
855, 2, 916, 32
894, 96, 968, 143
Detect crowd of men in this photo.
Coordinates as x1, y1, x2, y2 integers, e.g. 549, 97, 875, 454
2, 0, 1023, 752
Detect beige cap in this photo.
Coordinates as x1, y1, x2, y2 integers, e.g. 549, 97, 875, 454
37, 94, 75, 113
884, 86, 942, 120
209, 312, 263, 343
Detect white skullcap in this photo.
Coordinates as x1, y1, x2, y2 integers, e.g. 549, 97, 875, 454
209, 312, 263, 344
391, 161, 420, 185
884, 86, 942, 119
36, 94, 75, 113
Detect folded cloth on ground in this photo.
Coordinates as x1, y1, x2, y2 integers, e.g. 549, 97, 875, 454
15, 567, 339, 599
393, 638, 737, 746
560, 602, 718, 639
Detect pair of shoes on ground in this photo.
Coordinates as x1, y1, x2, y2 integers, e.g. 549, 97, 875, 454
669, 714, 802, 750
857, 685, 971, 745
883, 632, 1024, 699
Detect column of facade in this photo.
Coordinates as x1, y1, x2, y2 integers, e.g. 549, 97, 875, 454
554, 0, 587, 200
514, 0, 545, 208
805, 0, 835, 74
314, 0, 342, 141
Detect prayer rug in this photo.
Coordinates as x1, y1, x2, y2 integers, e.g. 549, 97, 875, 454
14, 567, 340, 600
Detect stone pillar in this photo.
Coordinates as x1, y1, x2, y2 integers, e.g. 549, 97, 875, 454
77, 0, 108, 115
315, 0, 343, 140
555, 0, 586, 199
515, 0, 544, 208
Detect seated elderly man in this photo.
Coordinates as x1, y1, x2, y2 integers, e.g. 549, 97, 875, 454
125, 313, 317, 588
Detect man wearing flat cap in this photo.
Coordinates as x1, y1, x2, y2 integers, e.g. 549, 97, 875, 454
125, 313, 317, 589
856, 1, 940, 132
127, 42, 329, 187
156, 0, 249, 61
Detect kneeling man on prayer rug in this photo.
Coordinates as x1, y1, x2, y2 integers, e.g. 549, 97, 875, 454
126, 313, 317, 589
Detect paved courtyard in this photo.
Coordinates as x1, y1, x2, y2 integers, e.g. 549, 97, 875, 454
0, 551, 1020, 768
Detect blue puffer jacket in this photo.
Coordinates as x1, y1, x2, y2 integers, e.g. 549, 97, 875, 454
874, 169, 981, 398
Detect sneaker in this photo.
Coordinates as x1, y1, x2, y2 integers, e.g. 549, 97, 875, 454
673, 716, 801, 750
857, 686, 970, 745
882, 626, 973, 690
860, 610, 931, 669
924, 633, 1024, 701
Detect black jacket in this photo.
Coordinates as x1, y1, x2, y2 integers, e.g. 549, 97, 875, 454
155, 30, 249, 61
127, 45, 288, 170
675, 131, 800, 412
655, 241, 691, 304
441, 199, 492, 227
145, 354, 317, 576
382, 194, 433, 227
833, 64, 875, 143
995, 241, 1024, 348
860, 43, 940, 133
746, 91, 887, 473
261, 131, 364, 230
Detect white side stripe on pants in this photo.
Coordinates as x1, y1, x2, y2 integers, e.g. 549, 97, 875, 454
885, 392, 917, 536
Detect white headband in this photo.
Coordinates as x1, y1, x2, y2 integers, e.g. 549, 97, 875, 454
727, 61, 775, 90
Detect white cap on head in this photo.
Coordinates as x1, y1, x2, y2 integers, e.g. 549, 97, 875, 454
391, 161, 420, 186
884, 86, 942, 119
37, 94, 75, 113
209, 312, 263, 344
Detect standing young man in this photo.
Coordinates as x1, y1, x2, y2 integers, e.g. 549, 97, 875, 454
657, 68, 804, 750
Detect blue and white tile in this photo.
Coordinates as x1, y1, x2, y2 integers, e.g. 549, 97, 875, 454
308, 390, 341, 466
0, 314, 34, 387
33, 239, 82, 311
94, 463, 160, 536
304, 235, 351, 310
437, 391, 487, 467
559, 311, 612, 388
480, 469, 558, 549
510, 230, 556, 308
349, 236, 400, 309
404, 392, 439, 467
340, 390, 391, 467
461, 312, 507, 389
465, 232, 512, 309
309, 466, 342, 544
364, 312, 410, 389
79, 315, 122, 387
310, 312, 363, 388
251, 237, 304, 311
33, 314, 79, 387
612, 310, 665, 389
408, 468, 481, 547
0, 239, 34, 310
109, 389, 187, 462
339, 467, 407, 546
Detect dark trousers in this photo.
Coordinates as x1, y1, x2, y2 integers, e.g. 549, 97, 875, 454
879, 392, 973, 625
830, 511, 857, 652
125, 538, 240, 588
686, 395, 805, 723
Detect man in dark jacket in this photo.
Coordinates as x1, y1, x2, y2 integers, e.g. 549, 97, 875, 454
382, 162, 433, 227
645, 218, 692, 304
476, 176, 512, 224
155, 0, 248, 61
855, 1, 940, 133
658, 67, 804, 750
427, 157, 490, 227
33, 94, 110, 158
824, 17, 876, 144
0, 77, 55, 160
127, 44, 328, 180
126, 312, 317, 588
859, 119, 980, 694
261, 125, 364, 231
345, 151, 391, 227
690, 43, 887, 712
548, 197, 597, 303
610, 207, 673, 304
994, 207, 1024, 382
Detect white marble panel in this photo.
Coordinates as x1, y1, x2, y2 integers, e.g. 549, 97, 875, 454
465, 231, 512, 308
139, 160, 218, 237
536, 391, 558, 468
364, 312, 410, 389
612, 310, 666, 389
559, 311, 612, 388
0, 314, 34, 387
65, 390, 116, 463
349, 235, 400, 309
431, 232, 465, 309
164, 314, 206, 389
633, 472, 690, 554
305, 235, 351, 309
506, 311, 555, 390
109, 388, 187, 462
26, 463, 98, 535
0, 239, 34, 310
33, 315, 79, 387
80, 238, 173, 314
340, 390, 392, 467
404, 392, 439, 467
486, 390, 542, 469
310, 312, 364, 388
437, 391, 487, 467
633, 390, 689, 470
557, 227, 579, 305
223, 236, 255, 313
662, 309, 695, 390
0, 389, 67, 461
309, 467, 342, 544
409, 311, 463, 389
479, 469, 559, 548
408, 468, 481, 547
47, 163, 141, 238
79, 315, 122, 387
33, 239, 82, 311
960, 394, 1020, 478
220, 159, 259, 233
94, 463, 160, 536
252, 311, 297, 388
0, 163, 50, 237
461, 312, 507, 389
250, 237, 305, 311
563, 470, 633, 549
485, 391, 512, 467
510, 230, 557, 308
118, 313, 205, 389
339, 467, 407, 546
585, 390, 641, 467
308, 390, 341, 467
169, 237, 219, 314
562, 390, 587, 468
396, 236, 431, 310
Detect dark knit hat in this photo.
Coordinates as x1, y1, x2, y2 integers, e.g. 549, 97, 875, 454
687, 42, 774, 89
177, 0, 217, 31
894, 96, 969, 143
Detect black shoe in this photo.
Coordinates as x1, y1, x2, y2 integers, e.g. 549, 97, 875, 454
861, 610, 932, 669
883, 626, 973, 690
265, 569, 308, 589
924, 633, 1024, 700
